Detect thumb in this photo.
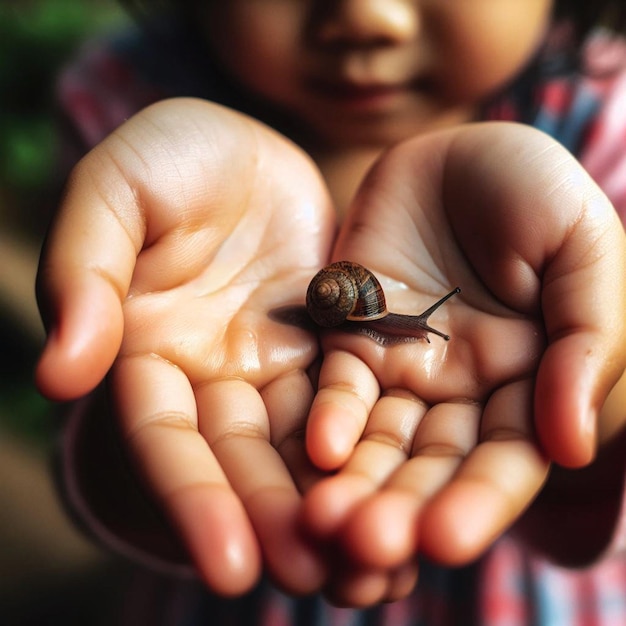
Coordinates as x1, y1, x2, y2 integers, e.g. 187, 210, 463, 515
35, 171, 140, 400
535, 196, 626, 467
438, 123, 626, 467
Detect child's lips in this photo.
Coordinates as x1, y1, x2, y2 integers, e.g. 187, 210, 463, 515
309, 77, 428, 112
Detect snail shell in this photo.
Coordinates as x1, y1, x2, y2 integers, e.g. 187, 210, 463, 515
306, 261, 460, 345
306, 261, 387, 327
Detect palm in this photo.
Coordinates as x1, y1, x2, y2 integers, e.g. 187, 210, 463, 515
305, 203, 548, 586
120, 195, 323, 389
326, 265, 543, 405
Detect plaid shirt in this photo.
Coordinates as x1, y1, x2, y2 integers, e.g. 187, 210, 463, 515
58, 24, 626, 626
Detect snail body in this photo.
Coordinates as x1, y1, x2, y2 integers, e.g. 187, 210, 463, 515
306, 261, 460, 346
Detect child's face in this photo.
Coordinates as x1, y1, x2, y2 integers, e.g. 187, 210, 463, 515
202, 0, 553, 147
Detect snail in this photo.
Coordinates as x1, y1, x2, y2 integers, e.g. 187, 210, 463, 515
305, 261, 460, 346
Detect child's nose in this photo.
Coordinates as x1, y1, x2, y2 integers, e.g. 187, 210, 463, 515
314, 0, 418, 47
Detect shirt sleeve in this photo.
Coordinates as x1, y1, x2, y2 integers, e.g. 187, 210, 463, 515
578, 37, 626, 224
55, 22, 220, 151
56, 35, 165, 149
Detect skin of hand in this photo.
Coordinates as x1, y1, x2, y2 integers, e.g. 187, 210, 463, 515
300, 123, 626, 606
35, 98, 337, 596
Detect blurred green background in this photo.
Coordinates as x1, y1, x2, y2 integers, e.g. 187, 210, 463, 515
0, 0, 124, 435
0, 1, 142, 623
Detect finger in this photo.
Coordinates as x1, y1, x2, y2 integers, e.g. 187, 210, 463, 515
306, 349, 380, 470
384, 561, 420, 604
35, 176, 143, 400
112, 355, 262, 596
323, 561, 390, 609
536, 205, 626, 466
261, 369, 326, 493
197, 379, 327, 595
302, 390, 426, 538
419, 379, 550, 566
341, 401, 481, 568
324, 556, 419, 608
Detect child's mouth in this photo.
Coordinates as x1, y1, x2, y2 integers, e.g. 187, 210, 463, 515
309, 77, 431, 113
313, 81, 411, 112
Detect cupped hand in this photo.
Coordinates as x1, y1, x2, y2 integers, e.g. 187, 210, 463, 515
301, 123, 626, 606
35, 98, 336, 595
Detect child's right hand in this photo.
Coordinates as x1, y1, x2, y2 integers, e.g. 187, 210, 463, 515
35, 98, 335, 596
301, 123, 626, 606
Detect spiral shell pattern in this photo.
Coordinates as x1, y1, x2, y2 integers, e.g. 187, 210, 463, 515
306, 261, 387, 327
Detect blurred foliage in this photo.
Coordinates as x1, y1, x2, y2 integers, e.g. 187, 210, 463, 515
0, 0, 126, 231
0, 0, 127, 442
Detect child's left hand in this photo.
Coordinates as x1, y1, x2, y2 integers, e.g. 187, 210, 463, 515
301, 123, 626, 606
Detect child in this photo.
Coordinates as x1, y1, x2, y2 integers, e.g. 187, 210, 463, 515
36, 1, 626, 623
